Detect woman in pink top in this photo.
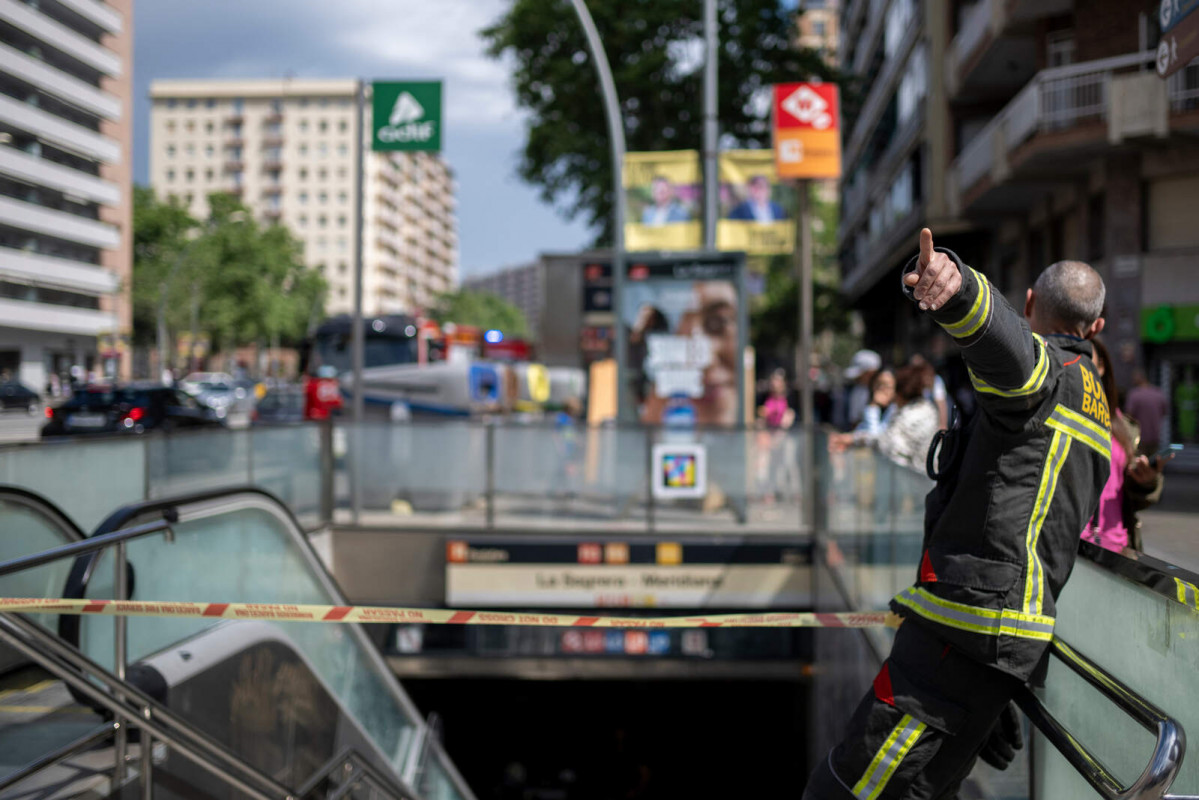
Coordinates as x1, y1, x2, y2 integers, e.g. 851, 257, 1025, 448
1084, 339, 1167, 553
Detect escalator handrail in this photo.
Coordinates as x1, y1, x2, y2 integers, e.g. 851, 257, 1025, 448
0, 485, 87, 542
1014, 636, 1194, 800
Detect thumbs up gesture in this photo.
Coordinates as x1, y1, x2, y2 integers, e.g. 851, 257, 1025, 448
904, 228, 962, 312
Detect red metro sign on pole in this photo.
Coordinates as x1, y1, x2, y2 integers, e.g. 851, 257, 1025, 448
772, 83, 842, 180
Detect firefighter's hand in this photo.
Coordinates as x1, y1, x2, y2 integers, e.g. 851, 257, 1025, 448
978, 702, 1024, 771
904, 228, 961, 312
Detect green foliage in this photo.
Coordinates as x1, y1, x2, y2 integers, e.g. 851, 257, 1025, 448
429, 290, 529, 339
481, 0, 838, 243
750, 184, 849, 370
132, 189, 326, 360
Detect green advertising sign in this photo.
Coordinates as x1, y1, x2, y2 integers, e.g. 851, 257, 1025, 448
1141, 304, 1199, 343
371, 81, 442, 152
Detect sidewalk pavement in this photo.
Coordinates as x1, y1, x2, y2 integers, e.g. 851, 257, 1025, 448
1137, 467, 1199, 574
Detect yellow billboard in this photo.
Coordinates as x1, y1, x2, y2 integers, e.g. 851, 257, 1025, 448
716, 149, 795, 255
622, 150, 702, 250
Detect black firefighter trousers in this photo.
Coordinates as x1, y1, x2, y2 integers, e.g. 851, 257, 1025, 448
802, 620, 1022, 800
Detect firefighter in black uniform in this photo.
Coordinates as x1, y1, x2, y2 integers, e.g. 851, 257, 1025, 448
803, 229, 1112, 800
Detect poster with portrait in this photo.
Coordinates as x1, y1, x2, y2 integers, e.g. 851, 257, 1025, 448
716, 150, 795, 255
623, 151, 702, 251
622, 253, 746, 427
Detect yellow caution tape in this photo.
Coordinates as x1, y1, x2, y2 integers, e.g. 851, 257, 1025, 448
0, 598, 897, 629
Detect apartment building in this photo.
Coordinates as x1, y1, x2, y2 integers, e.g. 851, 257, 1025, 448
798, 0, 841, 63
462, 262, 543, 338
149, 79, 458, 317
839, 1, 1199, 409
0, 0, 133, 389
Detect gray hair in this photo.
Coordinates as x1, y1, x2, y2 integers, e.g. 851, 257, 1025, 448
1033, 260, 1105, 334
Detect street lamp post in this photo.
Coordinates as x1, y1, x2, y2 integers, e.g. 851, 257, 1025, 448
567, 0, 627, 418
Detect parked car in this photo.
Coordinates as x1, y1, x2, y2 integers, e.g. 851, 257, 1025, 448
251, 386, 305, 425
41, 384, 225, 438
0, 381, 39, 413
177, 371, 235, 397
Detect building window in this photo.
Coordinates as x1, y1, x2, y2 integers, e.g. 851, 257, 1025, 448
299, 191, 309, 204
338, 191, 347, 204
337, 215, 347, 228
205, 145, 214, 157
318, 168, 328, 180
299, 144, 308, 156
271, 98, 283, 114
337, 143, 348, 156
339, 262, 348, 273
299, 215, 308, 227
166, 145, 176, 158
166, 99, 177, 109
299, 97, 309, 108
166, 120, 176, 133
186, 99, 196, 109
205, 168, 214, 181
185, 143, 195, 156
166, 169, 175, 182
318, 143, 329, 157
185, 120, 195, 132
185, 169, 194, 182
318, 191, 328, 204
319, 120, 328, 133
206, 98, 216, 109
1047, 30, 1075, 68
205, 121, 214, 133
318, 215, 328, 228
299, 168, 308, 180
337, 167, 347, 179
339, 120, 348, 133
814, 20, 827, 37
299, 119, 309, 132
233, 98, 244, 113
337, 237, 347, 251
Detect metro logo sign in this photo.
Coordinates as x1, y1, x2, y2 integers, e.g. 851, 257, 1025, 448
773, 82, 841, 179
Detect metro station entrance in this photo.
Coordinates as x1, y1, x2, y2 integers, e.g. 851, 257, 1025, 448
403, 678, 808, 799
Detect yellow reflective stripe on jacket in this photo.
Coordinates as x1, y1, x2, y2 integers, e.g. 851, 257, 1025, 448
894, 587, 1055, 641
1046, 404, 1111, 459
852, 714, 926, 800
968, 334, 1049, 398
1177, 578, 1199, 611
940, 267, 992, 339
1023, 430, 1072, 615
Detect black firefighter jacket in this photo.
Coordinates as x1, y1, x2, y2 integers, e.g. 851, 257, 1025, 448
892, 249, 1112, 682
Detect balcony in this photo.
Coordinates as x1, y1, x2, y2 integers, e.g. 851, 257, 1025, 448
0, 0, 122, 78
0, 146, 120, 206
0, 246, 118, 295
261, 134, 284, 147
223, 160, 244, 172
0, 195, 119, 249
0, 42, 122, 121
844, 5, 921, 168
55, 0, 123, 34
0, 94, 119, 163
262, 158, 283, 171
946, 0, 1072, 102
952, 52, 1199, 216
0, 296, 116, 336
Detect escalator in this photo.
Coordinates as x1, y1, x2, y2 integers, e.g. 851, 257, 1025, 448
0, 486, 474, 799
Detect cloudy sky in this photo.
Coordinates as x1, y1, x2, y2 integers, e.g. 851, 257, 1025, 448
132, 0, 592, 277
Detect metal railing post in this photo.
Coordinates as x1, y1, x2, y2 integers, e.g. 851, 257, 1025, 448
319, 419, 335, 526
245, 427, 254, 486
645, 426, 655, 533
485, 422, 495, 529
113, 539, 128, 787
140, 706, 153, 799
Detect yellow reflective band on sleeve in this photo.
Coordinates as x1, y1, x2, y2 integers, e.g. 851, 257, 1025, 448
1023, 430, 1072, 616
1046, 405, 1111, 460
1176, 578, 1199, 611
968, 334, 1050, 398
940, 267, 992, 339
893, 587, 1055, 641
852, 713, 927, 800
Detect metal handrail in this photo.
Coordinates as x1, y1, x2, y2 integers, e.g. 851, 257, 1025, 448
0, 721, 117, 792
297, 748, 415, 799
0, 517, 174, 578
1014, 637, 1196, 800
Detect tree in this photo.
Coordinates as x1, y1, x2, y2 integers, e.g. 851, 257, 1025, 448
429, 290, 529, 339
131, 189, 326, 368
750, 184, 853, 374
481, 0, 838, 243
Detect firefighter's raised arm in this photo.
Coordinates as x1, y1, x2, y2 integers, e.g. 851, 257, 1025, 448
903, 228, 1047, 413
